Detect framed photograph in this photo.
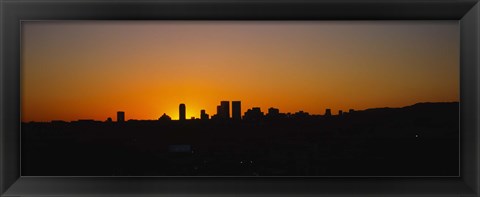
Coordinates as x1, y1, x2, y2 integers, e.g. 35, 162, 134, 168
1, 0, 479, 196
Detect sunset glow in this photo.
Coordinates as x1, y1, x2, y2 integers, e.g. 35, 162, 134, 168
21, 21, 459, 122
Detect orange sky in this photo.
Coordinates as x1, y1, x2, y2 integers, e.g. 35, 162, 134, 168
21, 21, 459, 122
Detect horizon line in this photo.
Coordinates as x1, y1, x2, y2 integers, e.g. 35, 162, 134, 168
21, 101, 459, 123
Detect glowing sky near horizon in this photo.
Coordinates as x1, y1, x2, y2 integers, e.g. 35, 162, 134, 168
21, 21, 459, 122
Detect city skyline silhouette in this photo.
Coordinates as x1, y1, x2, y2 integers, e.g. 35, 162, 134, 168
19, 21, 460, 176
21, 100, 459, 123
22, 101, 459, 176
21, 21, 459, 122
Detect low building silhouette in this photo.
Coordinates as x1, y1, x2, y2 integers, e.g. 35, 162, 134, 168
267, 107, 281, 119
244, 107, 264, 121
159, 113, 171, 121
201, 110, 209, 120
268, 107, 279, 115
76, 119, 101, 124
293, 111, 309, 118
324, 109, 331, 117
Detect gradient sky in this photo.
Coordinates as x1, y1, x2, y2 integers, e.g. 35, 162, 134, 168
21, 21, 459, 122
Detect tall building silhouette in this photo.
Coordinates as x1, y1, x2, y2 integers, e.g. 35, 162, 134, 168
338, 110, 343, 116
216, 105, 222, 119
179, 103, 186, 121
325, 109, 332, 117
232, 101, 241, 120
220, 101, 230, 119
117, 111, 125, 123
201, 109, 209, 120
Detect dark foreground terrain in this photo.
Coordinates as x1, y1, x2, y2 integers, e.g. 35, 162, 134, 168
22, 102, 459, 176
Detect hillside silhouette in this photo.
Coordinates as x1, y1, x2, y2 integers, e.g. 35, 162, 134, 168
21, 102, 459, 176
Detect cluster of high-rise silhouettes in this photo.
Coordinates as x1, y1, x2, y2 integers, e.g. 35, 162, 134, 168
111, 101, 355, 123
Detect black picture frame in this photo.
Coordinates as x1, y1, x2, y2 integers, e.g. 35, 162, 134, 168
1, 0, 479, 196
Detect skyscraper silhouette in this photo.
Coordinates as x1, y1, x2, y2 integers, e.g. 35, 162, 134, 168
117, 111, 125, 123
216, 105, 222, 119
220, 101, 230, 119
179, 103, 186, 121
232, 101, 241, 120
